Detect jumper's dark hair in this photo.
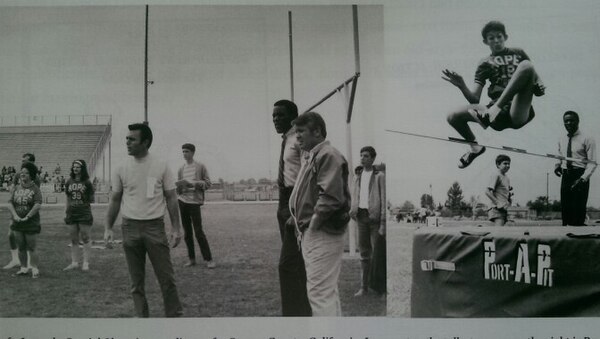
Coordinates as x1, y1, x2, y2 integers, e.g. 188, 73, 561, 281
495, 154, 511, 166
21, 161, 39, 178
563, 110, 579, 122
360, 146, 377, 159
70, 159, 90, 181
128, 123, 153, 149
292, 111, 327, 138
274, 99, 299, 120
482, 21, 506, 39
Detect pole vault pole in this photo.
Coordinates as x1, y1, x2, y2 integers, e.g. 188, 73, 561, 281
144, 4, 149, 124
288, 11, 294, 102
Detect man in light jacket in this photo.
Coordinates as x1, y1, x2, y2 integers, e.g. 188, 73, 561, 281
176, 143, 215, 268
349, 146, 386, 296
289, 112, 351, 316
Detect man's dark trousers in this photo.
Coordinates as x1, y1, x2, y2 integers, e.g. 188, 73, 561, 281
561, 168, 590, 226
277, 186, 312, 316
178, 200, 212, 261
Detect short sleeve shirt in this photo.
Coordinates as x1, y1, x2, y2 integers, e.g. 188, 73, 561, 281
475, 47, 530, 101
65, 178, 95, 222
10, 182, 43, 233
112, 154, 176, 220
488, 172, 511, 209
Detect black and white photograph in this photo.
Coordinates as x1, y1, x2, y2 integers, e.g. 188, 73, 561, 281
3, 0, 600, 338
385, 0, 600, 320
0, 4, 386, 320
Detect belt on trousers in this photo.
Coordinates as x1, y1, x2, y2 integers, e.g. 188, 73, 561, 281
563, 167, 585, 174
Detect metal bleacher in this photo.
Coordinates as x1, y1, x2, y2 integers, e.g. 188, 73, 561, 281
0, 115, 112, 201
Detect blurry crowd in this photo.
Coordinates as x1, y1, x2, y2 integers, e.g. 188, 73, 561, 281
1, 164, 101, 193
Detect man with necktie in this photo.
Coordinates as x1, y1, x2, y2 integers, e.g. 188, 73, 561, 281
554, 111, 597, 226
272, 99, 311, 316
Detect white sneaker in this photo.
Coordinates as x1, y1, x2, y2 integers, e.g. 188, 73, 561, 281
82, 262, 89, 271
206, 261, 216, 269
15, 267, 30, 276
354, 288, 368, 297
3, 260, 20, 270
63, 263, 79, 271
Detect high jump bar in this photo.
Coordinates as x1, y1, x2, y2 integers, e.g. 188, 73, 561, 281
385, 129, 598, 165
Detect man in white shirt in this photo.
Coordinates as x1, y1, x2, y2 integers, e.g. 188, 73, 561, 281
554, 111, 597, 226
104, 123, 183, 317
349, 146, 386, 296
272, 99, 311, 316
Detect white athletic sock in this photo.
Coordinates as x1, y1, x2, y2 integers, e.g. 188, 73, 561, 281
82, 242, 91, 265
71, 245, 79, 265
10, 249, 19, 262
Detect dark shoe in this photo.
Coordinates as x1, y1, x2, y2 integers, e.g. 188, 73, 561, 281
458, 147, 486, 169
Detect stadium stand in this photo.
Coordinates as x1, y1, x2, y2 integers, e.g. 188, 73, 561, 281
0, 125, 106, 173
0, 122, 111, 201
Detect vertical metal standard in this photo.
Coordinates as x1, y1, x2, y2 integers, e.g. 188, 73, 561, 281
144, 4, 149, 124
352, 5, 360, 74
346, 5, 360, 256
288, 11, 294, 101
108, 140, 112, 188
546, 172, 549, 214
102, 152, 106, 182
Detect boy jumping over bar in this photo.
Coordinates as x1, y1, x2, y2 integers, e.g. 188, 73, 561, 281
443, 20, 545, 168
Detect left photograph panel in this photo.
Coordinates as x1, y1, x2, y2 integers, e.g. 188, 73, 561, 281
0, 5, 385, 317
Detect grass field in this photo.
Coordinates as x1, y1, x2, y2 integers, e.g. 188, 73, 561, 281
0, 203, 385, 317
386, 217, 579, 317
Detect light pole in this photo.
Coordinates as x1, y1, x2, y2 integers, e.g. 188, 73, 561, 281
546, 172, 549, 216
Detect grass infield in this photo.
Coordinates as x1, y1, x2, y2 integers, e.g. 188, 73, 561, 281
0, 203, 385, 317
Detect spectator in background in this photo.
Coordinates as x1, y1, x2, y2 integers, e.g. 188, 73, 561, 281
3, 153, 39, 270
349, 146, 386, 296
54, 163, 61, 175
7, 162, 43, 278
63, 160, 95, 272
176, 143, 214, 268
554, 111, 597, 226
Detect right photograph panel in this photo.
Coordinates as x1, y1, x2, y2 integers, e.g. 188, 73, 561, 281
385, 0, 600, 317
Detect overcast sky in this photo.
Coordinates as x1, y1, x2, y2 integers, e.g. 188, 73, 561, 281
0, 5, 383, 182
384, 0, 600, 208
